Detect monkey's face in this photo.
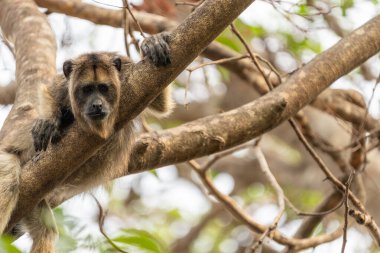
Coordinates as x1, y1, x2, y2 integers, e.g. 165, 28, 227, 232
63, 53, 123, 139
76, 81, 116, 122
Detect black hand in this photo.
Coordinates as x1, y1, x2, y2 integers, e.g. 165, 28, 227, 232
141, 32, 171, 67
31, 119, 57, 152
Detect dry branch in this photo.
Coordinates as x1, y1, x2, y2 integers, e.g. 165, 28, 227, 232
128, 16, 380, 173
0, 81, 16, 105
34, 0, 273, 94
5, 0, 256, 231
2, 0, 380, 248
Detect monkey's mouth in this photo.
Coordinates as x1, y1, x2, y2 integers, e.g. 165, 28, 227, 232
87, 112, 107, 121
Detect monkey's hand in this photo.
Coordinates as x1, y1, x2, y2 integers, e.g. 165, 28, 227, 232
141, 32, 171, 67
32, 119, 61, 152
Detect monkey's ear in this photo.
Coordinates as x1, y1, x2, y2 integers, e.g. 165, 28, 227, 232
63, 60, 73, 79
113, 58, 122, 72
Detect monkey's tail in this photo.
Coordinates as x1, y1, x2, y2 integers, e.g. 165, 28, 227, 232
0, 151, 20, 234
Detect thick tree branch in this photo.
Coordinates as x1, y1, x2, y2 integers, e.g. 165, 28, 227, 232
0, 81, 16, 105
7, 0, 255, 231
127, 16, 380, 173
33, 0, 379, 130
0, 0, 56, 140
34, 0, 272, 94
35, 0, 176, 33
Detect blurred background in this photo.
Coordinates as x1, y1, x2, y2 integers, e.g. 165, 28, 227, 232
1, 0, 380, 252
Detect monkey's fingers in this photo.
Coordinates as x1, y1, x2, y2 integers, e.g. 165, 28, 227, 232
41, 123, 54, 151
32, 152, 42, 163
155, 39, 171, 66
51, 128, 62, 145
32, 120, 44, 151
31, 119, 55, 151
141, 39, 158, 65
141, 33, 171, 67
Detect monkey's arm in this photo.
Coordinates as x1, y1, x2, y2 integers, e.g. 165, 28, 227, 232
32, 76, 73, 151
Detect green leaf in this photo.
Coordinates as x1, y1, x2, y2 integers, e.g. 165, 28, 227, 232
113, 229, 169, 253
215, 35, 241, 52
281, 32, 321, 56
167, 208, 182, 220
150, 169, 159, 178
340, 0, 354, 16
297, 4, 309, 16
56, 234, 77, 252
217, 66, 230, 82
215, 19, 266, 53
0, 236, 22, 253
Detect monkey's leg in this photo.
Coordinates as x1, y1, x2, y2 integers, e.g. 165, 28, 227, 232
23, 200, 57, 253
0, 151, 20, 233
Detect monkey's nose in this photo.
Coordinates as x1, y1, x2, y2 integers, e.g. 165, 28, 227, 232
92, 100, 103, 112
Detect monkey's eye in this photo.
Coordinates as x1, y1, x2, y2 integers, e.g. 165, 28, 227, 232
82, 85, 94, 94
98, 84, 109, 93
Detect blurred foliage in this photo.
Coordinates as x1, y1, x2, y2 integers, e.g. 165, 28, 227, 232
112, 229, 169, 253
0, 236, 22, 253
285, 187, 324, 219
5, 0, 379, 252
280, 32, 321, 57
216, 19, 266, 52
340, 0, 354, 16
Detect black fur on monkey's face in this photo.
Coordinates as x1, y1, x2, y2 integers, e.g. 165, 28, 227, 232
75, 81, 116, 121
64, 53, 123, 138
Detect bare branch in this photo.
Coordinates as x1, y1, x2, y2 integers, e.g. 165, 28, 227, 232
0, 81, 16, 105
188, 158, 342, 250
7, 0, 256, 231
251, 146, 285, 251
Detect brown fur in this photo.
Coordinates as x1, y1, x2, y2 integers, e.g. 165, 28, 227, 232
67, 53, 122, 139
0, 51, 173, 252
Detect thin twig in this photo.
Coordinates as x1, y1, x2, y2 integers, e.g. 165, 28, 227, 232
201, 141, 255, 171
285, 194, 344, 217
341, 170, 355, 253
230, 23, 274, 90
91, 195, 128, 253
122, 0, 130, 57
229, 23, 380, 245
251, 146, 285, 252
91, 0, 145, 38
187, 55, 249, 72
0, 34, 15, 57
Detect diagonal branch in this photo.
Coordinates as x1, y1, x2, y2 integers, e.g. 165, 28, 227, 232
127, 15, 380, 173
6, 0, 256, 231
0, 81, 16, 105
0, 0, 56, 140
34, 0, 272, 94
33, 0, 379, 130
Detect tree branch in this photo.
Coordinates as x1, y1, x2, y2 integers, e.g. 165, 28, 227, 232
35, 0, 176, 33
0, 81, 16, 105
0, 0, 56, 140
127, 16, 380, 173
34, 0, 272, 94
6, 0, 256, 231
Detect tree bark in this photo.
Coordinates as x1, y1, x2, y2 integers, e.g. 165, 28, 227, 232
5, 0, 255, 230
0, 0, 56, 141
127, 15, 380, 174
